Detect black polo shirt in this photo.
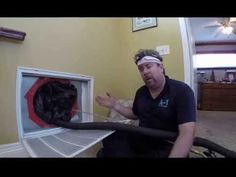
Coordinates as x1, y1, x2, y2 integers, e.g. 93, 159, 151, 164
132, 76, 196, 132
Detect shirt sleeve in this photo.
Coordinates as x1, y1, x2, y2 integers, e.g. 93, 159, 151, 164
176, 85, 196, 124
132, 90, 139, 116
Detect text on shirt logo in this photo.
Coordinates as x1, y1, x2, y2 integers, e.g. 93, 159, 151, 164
158, 99, 169, 108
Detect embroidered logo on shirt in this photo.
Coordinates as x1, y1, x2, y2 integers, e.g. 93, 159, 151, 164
158, 99, 169, 108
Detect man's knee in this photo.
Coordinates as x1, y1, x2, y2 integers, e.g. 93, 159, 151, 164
101, 131, 134, 157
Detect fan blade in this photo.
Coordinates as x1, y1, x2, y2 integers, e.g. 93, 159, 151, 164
230, 17, 236, 22
204, 21, 222, 28
213, 27, 223, 38
230, 21, 236, 26
205, 24, 221, 28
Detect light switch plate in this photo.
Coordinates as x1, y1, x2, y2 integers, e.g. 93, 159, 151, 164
156, 45, 170, 55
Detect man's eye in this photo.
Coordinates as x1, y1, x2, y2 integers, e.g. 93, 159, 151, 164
138, 68, 143, 72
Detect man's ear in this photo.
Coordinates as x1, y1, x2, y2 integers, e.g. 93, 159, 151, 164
159, 63, 164, 69
159, 64, 165, 74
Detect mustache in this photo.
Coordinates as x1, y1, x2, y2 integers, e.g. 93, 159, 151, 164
143, 75, 152, 80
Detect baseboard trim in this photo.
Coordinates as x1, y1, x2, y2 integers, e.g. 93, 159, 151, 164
0, 142, 23, 153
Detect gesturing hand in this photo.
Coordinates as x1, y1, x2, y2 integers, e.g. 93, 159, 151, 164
95, 93, 117, 109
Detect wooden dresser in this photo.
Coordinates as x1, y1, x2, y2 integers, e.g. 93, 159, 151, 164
199, 82, 236, 111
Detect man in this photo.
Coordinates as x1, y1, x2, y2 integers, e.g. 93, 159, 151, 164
96, 49, 196, 157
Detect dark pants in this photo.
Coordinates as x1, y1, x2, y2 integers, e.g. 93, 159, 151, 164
98, 131, 173, 158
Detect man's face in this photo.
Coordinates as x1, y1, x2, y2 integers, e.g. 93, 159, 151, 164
138, 62, 164, 89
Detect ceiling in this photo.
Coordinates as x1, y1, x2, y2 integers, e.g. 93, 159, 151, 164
189, 18, 236, 43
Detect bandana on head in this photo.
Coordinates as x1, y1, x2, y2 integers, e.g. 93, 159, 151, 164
136, 56, 162, 66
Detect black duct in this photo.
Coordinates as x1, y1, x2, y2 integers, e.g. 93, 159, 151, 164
54, 120, 236, 158
33, 81, 236, 158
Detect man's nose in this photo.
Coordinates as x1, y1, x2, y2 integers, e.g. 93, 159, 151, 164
142, 67, 149, 75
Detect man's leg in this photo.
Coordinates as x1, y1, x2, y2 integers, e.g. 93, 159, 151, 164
100, 131, 134, 157
131, 135, 173, 158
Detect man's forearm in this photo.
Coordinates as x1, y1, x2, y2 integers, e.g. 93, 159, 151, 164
113, 102, 138, 120
168, 133, 194, 157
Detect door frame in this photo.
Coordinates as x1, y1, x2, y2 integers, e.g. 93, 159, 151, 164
178, 18, 197, 103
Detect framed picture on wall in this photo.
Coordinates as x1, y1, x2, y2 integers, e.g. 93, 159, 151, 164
132, 18, 158, 32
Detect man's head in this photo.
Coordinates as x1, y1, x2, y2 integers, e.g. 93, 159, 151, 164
134, 49, 163, 66
134, 49, 165, 89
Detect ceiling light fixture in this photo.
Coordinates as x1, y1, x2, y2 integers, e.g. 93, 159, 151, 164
222, 26, 233, 35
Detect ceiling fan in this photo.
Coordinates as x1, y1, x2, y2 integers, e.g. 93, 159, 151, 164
204, 17, 236, 37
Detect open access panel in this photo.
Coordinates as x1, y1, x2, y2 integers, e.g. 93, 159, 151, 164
15, 67, 113, 157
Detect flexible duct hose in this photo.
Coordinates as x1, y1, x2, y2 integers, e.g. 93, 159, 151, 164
54, 120, 236, 158
33, 81, 236, 157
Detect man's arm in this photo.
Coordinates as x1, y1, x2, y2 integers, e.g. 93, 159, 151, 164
168, 122, 196, 157
112, 101, 138, 120
96, 94, 138, 120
